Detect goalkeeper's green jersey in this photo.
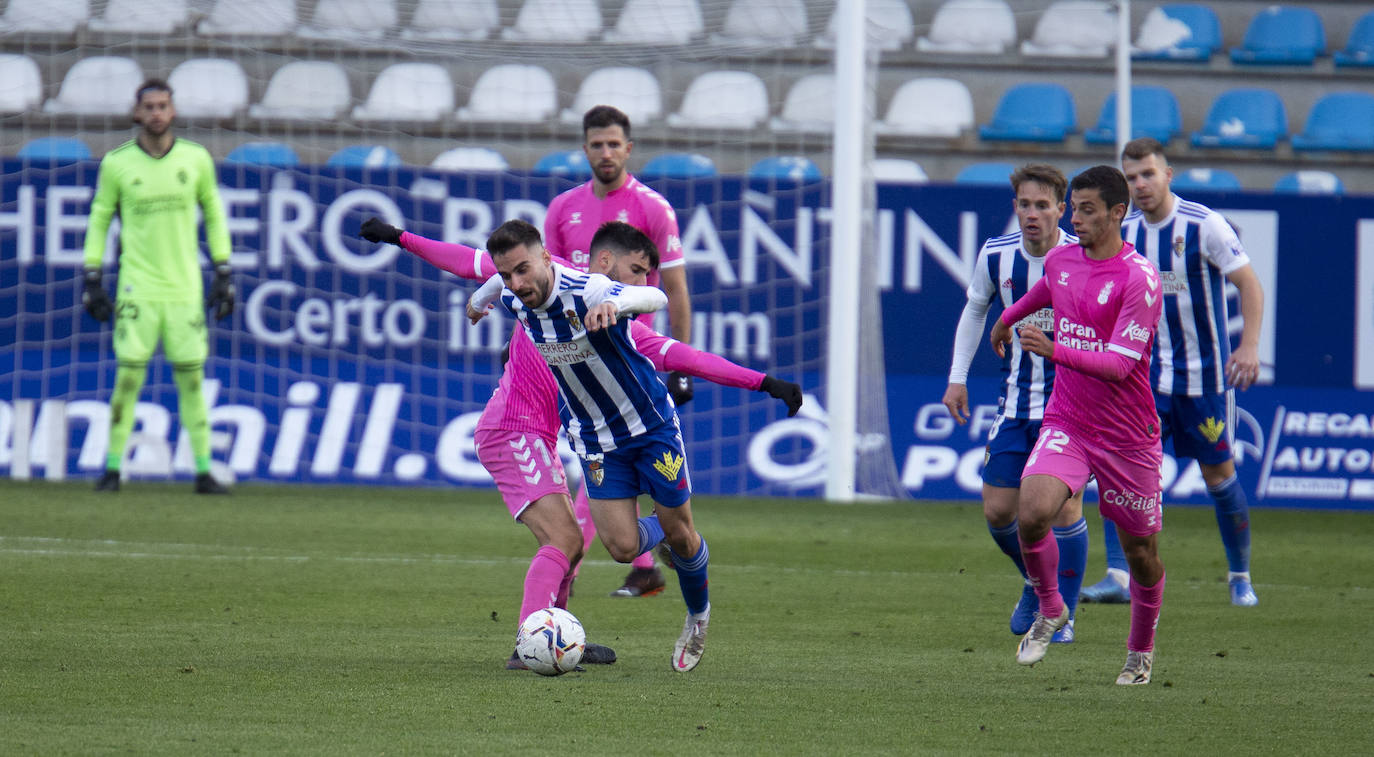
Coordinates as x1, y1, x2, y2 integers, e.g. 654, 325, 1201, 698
83, 138, 230, 303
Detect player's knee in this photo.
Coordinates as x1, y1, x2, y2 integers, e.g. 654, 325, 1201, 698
604, 540, 639, 563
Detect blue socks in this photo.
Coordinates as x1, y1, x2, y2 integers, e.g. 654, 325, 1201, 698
1054, 518, 1089, 619
636, 514, 665, 556
1209, 474, 1251, 573
988, 520, 1029, 579
669, 538, 710, 615
1102, 517, 1128, 573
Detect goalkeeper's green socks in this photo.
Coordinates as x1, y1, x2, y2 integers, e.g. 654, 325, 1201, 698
105, 362, 147, 472
173, 364, 213, 475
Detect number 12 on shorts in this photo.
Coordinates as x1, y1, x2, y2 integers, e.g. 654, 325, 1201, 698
1027, 428, 1070, 467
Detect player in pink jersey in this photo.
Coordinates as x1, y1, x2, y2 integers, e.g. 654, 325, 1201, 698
545, 105, 693, 598
359, 218, 801, 671
990, 166, 1166, 685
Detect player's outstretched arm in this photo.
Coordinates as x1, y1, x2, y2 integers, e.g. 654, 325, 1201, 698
626, 320, 801, 416
359, 217, 496, 282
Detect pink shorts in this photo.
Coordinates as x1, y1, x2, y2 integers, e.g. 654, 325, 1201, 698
1023, 425, 1164, 537
474, 428, 569, 520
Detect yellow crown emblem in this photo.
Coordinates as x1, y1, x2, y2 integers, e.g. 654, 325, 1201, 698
652, 451, 684, 481
1197, 417, 1226, 444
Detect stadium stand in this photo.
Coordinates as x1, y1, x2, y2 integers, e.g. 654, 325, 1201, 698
605, 0, 704, 45
1083, 85, 1182, 145
532, 149, 592, 178
87, 0, 187, 34
249, 62, 352, 121
979, 82, 1076, 142
1273, 170, 1343, 195
327, 145, 404, 168
431, 147, 510, 172
0, 55, 43, 114
872, 158, 929, 184
1020, 1, 1116, 58
401, 0, 501, 40
1170, 167, 1242, 191
352, 63, 455, 123
954, 162, 1016, 186
1191, 88, 1288, 149
17, 137, 91, 163
224, 142, 300, 167
504, 0, 602, 42
749, 156, 822, 181
769, 74, 835, 134
168, 59, 250, 119
714, 0, 809, 47
0, 0, 88, 34
559, 67, 664, 126
198, 0, 297, 37
641, 152, 717, 179
1291, 93, 1374, 152
296, 0, 398, 40
875, 78, 973, 138
815, 0, 914, 51
1131, 3, 1221, 61
456, 64, 558, 123
1229, 5, 1326, 66
43, 57, 144, 116
916, 0, 1016, 54
666, 70, 770, 130
1334, 10, 1374, 67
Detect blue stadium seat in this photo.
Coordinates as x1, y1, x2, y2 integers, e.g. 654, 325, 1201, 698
1132, 4, 1221, 61
978, 83, 1076, 142
639, 152, 717, 180
953, 162, 1016, 186
748, 156, 822, 182
1229, 6, 1325, 65
1334, 11, 1374, 67
17, 137, 91, 163
1291, 92, 1374, 152
1083, 86, 1182, 145
1190, 89, 1287, 149
1273, 171, 1343, 195
1169, 167, 1242, 192
327, 145, 402, 168
224, 141, 300, 168
531, 149, 591, 178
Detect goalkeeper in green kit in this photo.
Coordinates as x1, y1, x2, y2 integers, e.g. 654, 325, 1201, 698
81, 79, 234, 494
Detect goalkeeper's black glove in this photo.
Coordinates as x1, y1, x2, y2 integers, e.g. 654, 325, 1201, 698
667, 371, 694, 406
207, 264, 235, 320
360, 217, 403, 245
82, 268, 112, 322
759, 375, 803, 417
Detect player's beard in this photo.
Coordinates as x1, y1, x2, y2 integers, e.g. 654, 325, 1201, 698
594, 162, 623, 186
515, 273, 551, 309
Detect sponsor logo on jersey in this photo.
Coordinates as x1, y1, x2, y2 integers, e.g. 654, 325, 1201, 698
1198, 417, 1226, 444
652, 451, 685, 481
1097, 280, 1115, 304
564, 310, 582, 332
1173, 235, 1185, 256
570, 212, 582, 225
1101, 487, 1160, 513
1002, 278, 1014, 289
1058, 271, 1070, 286
1119, 319, 1151, 343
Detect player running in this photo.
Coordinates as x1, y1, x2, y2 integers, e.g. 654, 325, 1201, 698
991, 166, 1166, 685
82, 78, 234, 494
942, 164, 1086, 645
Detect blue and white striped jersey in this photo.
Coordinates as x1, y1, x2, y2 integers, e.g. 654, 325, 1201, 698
1122, 195, 1251, 397
499, 263, 673, 456
949, 228, 1076, 420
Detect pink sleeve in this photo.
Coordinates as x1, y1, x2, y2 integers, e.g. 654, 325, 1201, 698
652, 202, 683, 268
543, 195, 566, 257
629, 321, 765, 390
1053, 347, 1137, 381
1055, 272, 1160, 381
1000, 277, 1052, 326
399, 232, 496, 281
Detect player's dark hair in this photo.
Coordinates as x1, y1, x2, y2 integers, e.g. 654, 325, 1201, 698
1121, 137, 1167, 164
1070, 165, 1131, 213
583, 105, 632, 140
589, 221, 659, 270
486, 219, 543, 257
1010, 163, 1067, 203
135, 78, 173, 104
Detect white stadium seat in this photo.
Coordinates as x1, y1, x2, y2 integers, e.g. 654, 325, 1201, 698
816, 0, 914, 51
503, 0, 602, 42
559, 67, 663, 126
456, 64, 558, 123
876, 78, 974, 137
353, 63, 455, 122
249, 61, 352, 120
402, 0, 500, 41
297, 0, 397, 40
0, 55, 44, 113
43, 57, 145, 116
714, 0, 808, 47
872, 159, 929, 184
199, 0, 296, 37
0, 0, 88, 34
1020, 1, 1117, 58
666, 71, 770, 129
605, 0, 703, 45
168, 59, 249, 119
431, 147, 511, 172
769, 74, 835, 134
88, 0, 188, 34
916, 0, 1016, 54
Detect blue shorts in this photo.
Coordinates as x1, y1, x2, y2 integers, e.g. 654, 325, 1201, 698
1156, 391, 1235, 466
982, 416, 1041, 488
579, 424, 692, 507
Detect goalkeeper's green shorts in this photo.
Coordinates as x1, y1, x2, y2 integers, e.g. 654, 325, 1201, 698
113, 299, 207, 365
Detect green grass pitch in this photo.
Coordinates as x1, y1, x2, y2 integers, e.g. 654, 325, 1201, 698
1, 480, 1371, 754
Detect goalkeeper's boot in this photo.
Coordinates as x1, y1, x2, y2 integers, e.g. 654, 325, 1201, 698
1115, 650, 1154, 685
610, 567, 665, 597
1010, 582, 1038, 635
582, 642, 617, 665
1016, 606, 1068, 665
94, 469, 120, 492
194, 473, 230, 495
672, 610, 709, 672
1051, 617, 1075, 644
1080, 574, 1130, 604
1229, 574, 1259, 607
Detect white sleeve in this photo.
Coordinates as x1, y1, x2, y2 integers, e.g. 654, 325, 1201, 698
468, 273, 506, 312
583, 273, 668, 316
948, 246, 996, 384
1201, 211, 1251, 276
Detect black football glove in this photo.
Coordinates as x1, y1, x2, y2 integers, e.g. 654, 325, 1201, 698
759, 375, 803, 417
82, 268, 112, 322
667, 371, 694, 406
207, 264, 235, 320
360, 216, 403, 245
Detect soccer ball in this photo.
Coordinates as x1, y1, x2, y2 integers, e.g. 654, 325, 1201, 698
515, 608, 586, 676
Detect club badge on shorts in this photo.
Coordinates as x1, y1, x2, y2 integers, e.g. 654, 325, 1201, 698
652, 451, 684, 482
585, 454, 604, 486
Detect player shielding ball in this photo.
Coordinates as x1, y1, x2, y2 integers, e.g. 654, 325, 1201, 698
990, 166, 1166, 685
